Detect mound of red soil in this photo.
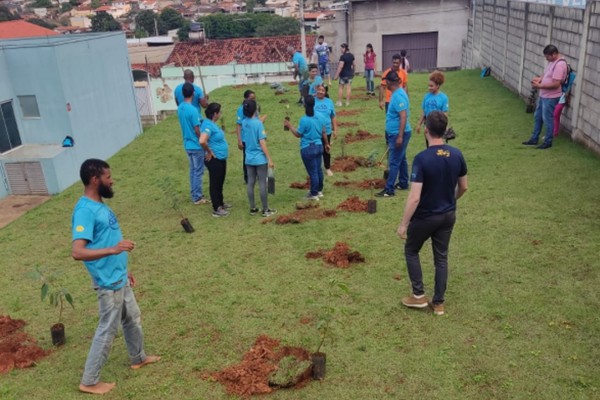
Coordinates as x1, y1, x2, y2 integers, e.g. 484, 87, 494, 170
337, 121, 359, 127
331, 156, 369, 172
290, 177, 310, 189
266, 207, 337, 224
337, 196, 368, 212
336, 109, 361, 116
333, 179, 385, 190
0, 315, 50, 374
344, 130, 381, 144
206, 335, 311, 397
305, 242, 365, 268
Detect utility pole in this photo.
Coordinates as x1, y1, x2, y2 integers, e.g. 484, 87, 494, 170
299, 0, 306, 61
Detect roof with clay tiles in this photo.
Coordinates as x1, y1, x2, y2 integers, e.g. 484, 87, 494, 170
166, 34, 316, 67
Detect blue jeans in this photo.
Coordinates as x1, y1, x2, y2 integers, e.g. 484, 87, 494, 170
186, 149, 205, 202
385, 132, 411, 192
405, 210, 456, 305
364, 69, 374, 92
318, 62, 329, 78
300, 143, 324, 196
81, 285, 146, 386
530, 97, 560, 145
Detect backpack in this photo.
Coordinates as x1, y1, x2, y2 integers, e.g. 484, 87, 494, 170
556, 59, 575, 92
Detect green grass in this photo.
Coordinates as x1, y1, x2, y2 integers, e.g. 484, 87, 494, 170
1, 70, 599, 399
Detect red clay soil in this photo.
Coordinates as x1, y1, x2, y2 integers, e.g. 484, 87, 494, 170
337, 121, 359, 128
330, 156, 369, 172
206, 335, 311, 397
266, 207, 337, 224
334, 178, 386, 190
336, 196, 368, 212
336, 109, 361, 116
0, 315, 50, 374
289, 177, 310, 189
344, 130, 381, 144
305, 242, 365, 268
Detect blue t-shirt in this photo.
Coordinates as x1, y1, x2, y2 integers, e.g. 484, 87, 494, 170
236, 104, 259, 128
307, 75, 324, 96
72, 197, 127, 290
174, 83, 205, 111
422, 92, 449, 116
293, 52, 308, 73
200, 119, 229, 160
314, 43, 329, 64
297, 115, 324, 149
410, 144, 468, 218
314, 97, 335, 134
385, 88, 411, 135
242, 117, 268, 166
178, 102, 202, 151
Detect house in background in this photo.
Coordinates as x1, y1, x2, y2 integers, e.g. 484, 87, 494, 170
0, 30, 142, 199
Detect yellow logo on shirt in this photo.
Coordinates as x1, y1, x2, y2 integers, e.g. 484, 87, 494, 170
76, 225, 85, 232
436, 149, 450, 157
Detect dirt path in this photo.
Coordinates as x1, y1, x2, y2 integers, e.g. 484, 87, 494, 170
0, 195, 50, 229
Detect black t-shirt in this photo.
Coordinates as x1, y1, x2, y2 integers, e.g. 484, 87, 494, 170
410, 144, 467, 218
339, 52, 355, 78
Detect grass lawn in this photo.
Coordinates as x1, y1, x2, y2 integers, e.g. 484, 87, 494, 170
1, 70, 599, 399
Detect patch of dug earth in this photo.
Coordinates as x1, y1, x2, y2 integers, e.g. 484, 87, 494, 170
289, 177, 310, 189
305, 242, 365, 268
330, 156, 369, 172
337, 121, 359, 128
0, 315, 50, 374
336, 109, 361, 116
264, 205, 337, 224
336, 196, 368, 212
344, 130, 381, 144
205, 335, 312, 396
334, 179, 386, 190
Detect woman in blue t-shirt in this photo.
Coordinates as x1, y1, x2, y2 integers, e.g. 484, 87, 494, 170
241, 99, 276, 217
200, 103, 230, 217
283, 96, 330, 200
416, 70, 449, 147
314, 84, 337, 176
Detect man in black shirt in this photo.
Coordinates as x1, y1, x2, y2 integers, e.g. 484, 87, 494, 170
397, 111, 468, 316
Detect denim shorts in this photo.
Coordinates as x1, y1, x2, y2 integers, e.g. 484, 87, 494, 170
339, 77, 352, 85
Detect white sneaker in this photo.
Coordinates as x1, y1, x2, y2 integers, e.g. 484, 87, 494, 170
345, 102, 350, 107
306, 194, 320, 201
336, 101, 342, 107
317, 191, 324, 198
326, 169, 333, 176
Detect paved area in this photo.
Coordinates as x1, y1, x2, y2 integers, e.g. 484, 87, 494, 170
0, 195, 51, 229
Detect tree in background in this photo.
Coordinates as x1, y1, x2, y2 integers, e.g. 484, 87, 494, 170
91, 12, 121, 32
177, 20, 190, 41
136, 9, 166, 36
27, 18, 56, 29
0, 5, 21, 21
198, 13, 299, 39
159, 7, 184, 31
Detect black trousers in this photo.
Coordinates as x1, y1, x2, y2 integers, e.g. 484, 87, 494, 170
404, 210, 456, 305
204, 158, 227, 211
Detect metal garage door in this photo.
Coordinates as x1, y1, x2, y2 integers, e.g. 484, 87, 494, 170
382, 32, 438, 72
4, 162, 49, 195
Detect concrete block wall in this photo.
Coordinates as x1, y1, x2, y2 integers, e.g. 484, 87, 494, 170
463, 0, 600, 155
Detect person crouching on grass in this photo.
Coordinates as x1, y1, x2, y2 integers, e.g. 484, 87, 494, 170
314, 84, 337, 176
242, 99, 276, 217
200, 103, 230, 217
284, 95, 330, 200
415, 70, 449, 148
72, 159, 160, 395
397, 111, 468, 316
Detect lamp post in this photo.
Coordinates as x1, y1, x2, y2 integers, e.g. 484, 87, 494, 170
299, 0, 306, 61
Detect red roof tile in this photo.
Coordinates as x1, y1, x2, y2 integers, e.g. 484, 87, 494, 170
167, 34, 316, 67
0, 20, 59, 39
